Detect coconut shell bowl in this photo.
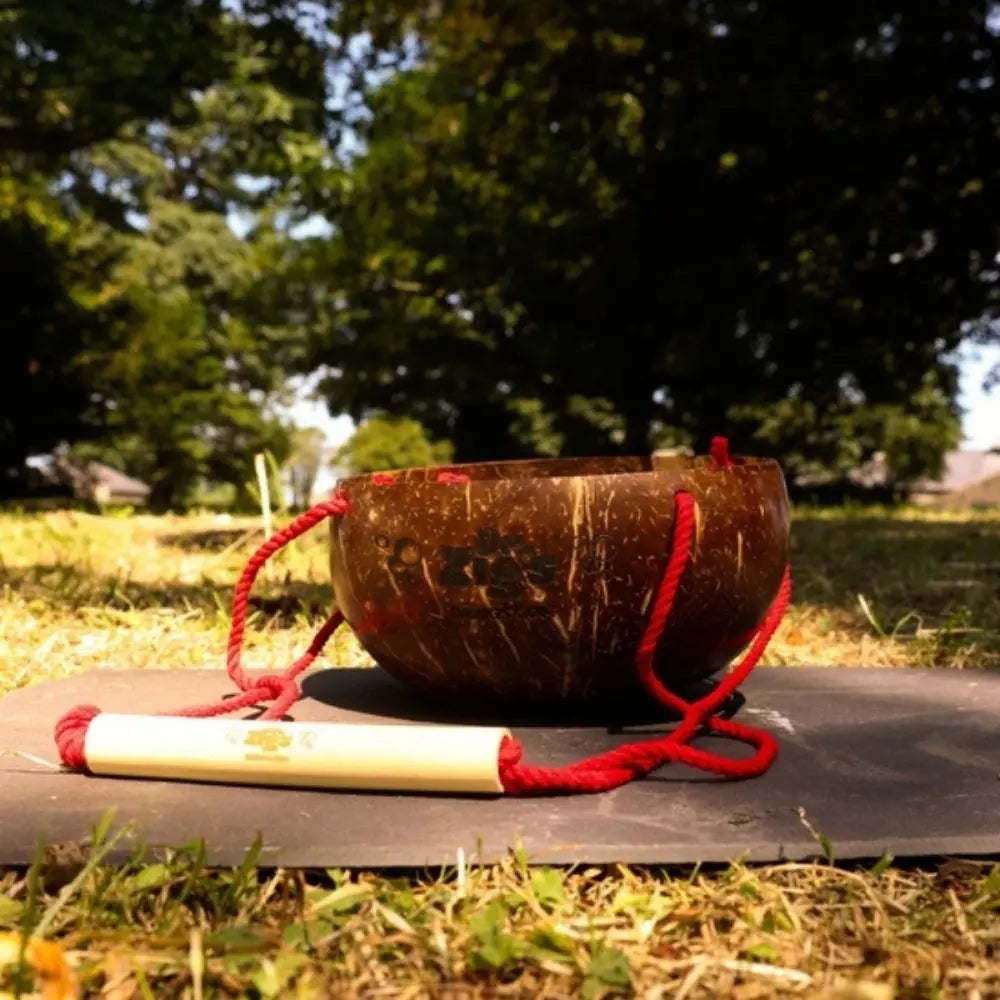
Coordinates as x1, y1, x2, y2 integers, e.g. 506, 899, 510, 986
330, 441, 790, 705
52, 437, 791, 795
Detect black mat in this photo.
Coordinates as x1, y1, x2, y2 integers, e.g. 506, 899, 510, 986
1, 666, 998, 867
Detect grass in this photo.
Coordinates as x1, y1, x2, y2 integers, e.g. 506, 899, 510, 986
0, 504, 998, 998
774, 505, 1000, 672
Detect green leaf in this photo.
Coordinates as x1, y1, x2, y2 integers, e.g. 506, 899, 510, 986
527, 926, 576, 969
471, 934, 521, 972
976, 864, 1000, 904
323, 868, 348, 887
582, 944, 631, 999
218, 953, 256, 977
870, 853, 894, 878
250, 954, 305, 998
281, 918, 334, 952
819, 833, 836, 865
92, 807, 118, 847
133, 863, 170, 891
205, 925, 268, 953
609, 890, 652, 915
310, 883, 371, 915
469, 901, 522, 971
232, 835, 263, 882
531, 867, 566, 910
281, 922, 309, 950
0, 894, 23, 926
743, 942, 779, 964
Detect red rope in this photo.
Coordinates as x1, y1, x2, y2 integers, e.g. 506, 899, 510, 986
55, 494, 350, 769
710, 435, 733, 468
54, 440, 791, 796
498, 493, 790, 794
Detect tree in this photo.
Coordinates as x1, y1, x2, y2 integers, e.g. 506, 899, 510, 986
0, 175, 103, 491
303, 0, 998, 482
76, 201, 296, 510
333, 414, 453, 475
0, 1, 328, 503
0, 0, 224, 158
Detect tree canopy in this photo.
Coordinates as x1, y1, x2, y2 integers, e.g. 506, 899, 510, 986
2, 1, 998, 502
333, 414, 454, 476
0, 0, 328, 507
303, 0, 999, 482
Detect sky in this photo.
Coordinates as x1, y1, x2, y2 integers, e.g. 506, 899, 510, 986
957, 342, 1000, 449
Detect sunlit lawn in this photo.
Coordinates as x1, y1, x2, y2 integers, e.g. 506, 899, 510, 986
0, 505, 998, 998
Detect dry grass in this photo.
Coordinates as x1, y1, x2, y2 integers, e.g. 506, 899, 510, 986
1, 504, 999, 998
770, 506, 1000, 672
0, 509, 372, 699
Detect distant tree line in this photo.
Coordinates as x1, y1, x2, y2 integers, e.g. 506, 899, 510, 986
2, 1, 998, 508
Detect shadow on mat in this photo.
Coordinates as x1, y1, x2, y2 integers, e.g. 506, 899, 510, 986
300, 667, 745, 729
271, 667, 1000, 802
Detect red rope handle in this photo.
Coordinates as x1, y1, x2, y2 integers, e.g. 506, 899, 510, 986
56, 494, 350, 769
55, 441, 791, 796
498, 492, 790, 794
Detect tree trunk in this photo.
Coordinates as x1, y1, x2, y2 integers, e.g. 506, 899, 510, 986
147, 476, 176, 514
451, 400, 529, 463
620, 375, 657, 456
622, 415, 652, 456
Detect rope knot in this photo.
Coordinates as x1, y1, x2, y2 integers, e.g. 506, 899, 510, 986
254, 674, 295, 701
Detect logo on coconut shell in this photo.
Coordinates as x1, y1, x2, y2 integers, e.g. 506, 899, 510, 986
438, 528, 558, 600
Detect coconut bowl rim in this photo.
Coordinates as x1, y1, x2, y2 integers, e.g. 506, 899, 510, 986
335, 452, 783, 489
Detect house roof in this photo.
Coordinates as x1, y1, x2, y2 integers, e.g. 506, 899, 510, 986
945, 471, 1000, 507
89, 461, 151, 498
796, 447, 1000, 494
911, 449, 1000, 493
36, 457, 150, 499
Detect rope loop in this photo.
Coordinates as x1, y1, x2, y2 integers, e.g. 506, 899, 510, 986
55, 493, 351, 768
498, 484, 791, 795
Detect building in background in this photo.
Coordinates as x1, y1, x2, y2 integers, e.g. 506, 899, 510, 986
26, 457, 150, 507
909, 448, 1000, 508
